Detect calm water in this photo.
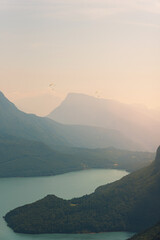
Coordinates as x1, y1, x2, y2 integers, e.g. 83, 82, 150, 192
0, 169, 134, 240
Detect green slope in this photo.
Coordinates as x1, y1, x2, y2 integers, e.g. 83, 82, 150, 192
129, 222, 160, 240
0, 134, 153, 177
0, 134, 81, 177
62, 147, 153, 172
4, 147, 160, 234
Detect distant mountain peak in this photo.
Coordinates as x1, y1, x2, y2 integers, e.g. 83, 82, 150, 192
67, 92, 93, 98
63, 92, 101, 105
65, 92, 114, 103
48, 92, 160, 151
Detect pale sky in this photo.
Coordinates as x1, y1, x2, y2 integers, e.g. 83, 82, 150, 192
0, 0, 160, 115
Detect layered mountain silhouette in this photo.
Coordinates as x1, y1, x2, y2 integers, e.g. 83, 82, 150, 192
0, 91, 141, 151
4, 146, 160, 234
0, 91, 152, 177
48, 93, 160, 151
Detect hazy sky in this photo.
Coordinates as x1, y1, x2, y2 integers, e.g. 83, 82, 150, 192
0, 0, 160, 115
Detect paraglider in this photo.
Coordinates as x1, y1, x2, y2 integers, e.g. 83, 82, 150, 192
49, 83, 56, 91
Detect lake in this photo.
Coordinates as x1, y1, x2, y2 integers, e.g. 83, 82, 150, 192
0, 169, 134, 240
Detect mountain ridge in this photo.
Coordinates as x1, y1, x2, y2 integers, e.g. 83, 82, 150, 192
0, 90, 153, 177
0, 90, 143, 151
48, 93, 160, 151
0, 133, 153, 177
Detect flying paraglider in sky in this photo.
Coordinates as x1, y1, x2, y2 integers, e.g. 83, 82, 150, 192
49, 83, 56, 91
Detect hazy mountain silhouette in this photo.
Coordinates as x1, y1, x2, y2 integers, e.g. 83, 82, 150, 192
48, 93, 160, 151
0, 90, 152, 177
0, 91, 69, 148
0, 91, 142, 151
5, 146, 160, 234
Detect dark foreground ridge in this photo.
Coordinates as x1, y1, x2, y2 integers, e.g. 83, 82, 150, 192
129, 221, 160, 240
4, 146, 160, 235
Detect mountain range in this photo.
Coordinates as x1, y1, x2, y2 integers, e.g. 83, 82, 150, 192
5, 146, 160, 235
0, 90, 153, 177
0, 91, 141, 151
48, 93, 160, 151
